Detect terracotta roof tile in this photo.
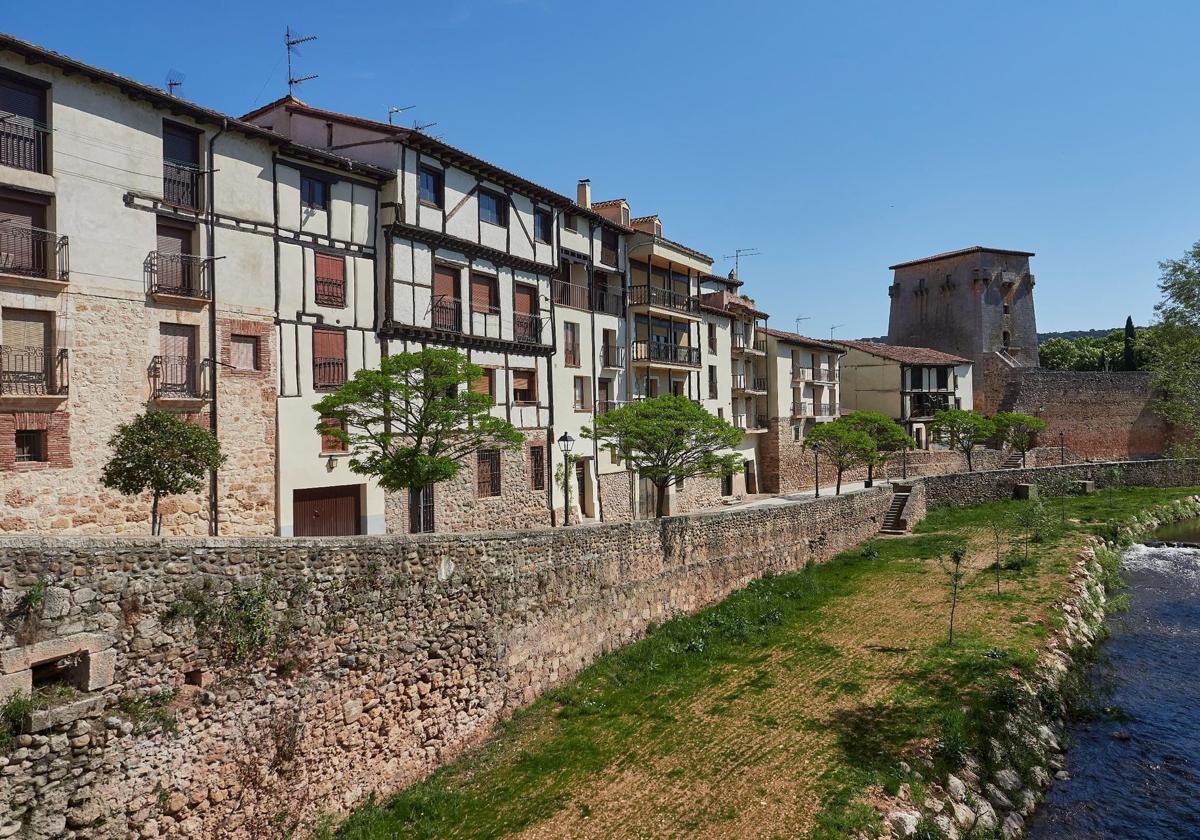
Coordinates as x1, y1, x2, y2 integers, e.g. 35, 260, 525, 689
835, 340, 972, 365
761, 327, 843, 352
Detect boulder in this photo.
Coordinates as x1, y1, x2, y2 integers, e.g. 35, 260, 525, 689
886, 810, 920, 837
993, 768, 1022, 792
946, 774, 967, 802
1001, 812, 1025, 839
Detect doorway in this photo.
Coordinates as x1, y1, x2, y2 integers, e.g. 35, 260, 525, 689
744, 459, 758, 495
292, 484, 362, 536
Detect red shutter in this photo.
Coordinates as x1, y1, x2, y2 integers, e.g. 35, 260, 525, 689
470, 274, 496, 312
314, 254, 346, 307
471, 368, 493, 399
313, 328, 346, 389
514, 284, 536, 315
433, 267, 458, 300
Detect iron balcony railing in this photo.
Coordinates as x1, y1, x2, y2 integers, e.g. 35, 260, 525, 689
0, 222, 69, 282
600, 343, 625, 368
592, 286, 624, 316
149, 251, 210, 299
315, 275, 345, 308
753, 376, 769, 391
313, 356, 347, 391
0, 116, 50, 174
552, 278, 589, 310
150, 355, 209, 400
753, 414, 769, 430
814, 401, 839, 417
630, 340, 701, 368
813, 368, 839, 383
732, 373, 768, 392
600, 245, 618, 267
163, 159, 202, 209
792, 367, 813, 382
732, 334, 768, 353
628, 284, 699, 314
597, 399, 627, 415
907, 394, 954, 419
513, 313, 547, 345
431, 297, 462, 332
1, 346, 68, 396
793, 401, 813, 417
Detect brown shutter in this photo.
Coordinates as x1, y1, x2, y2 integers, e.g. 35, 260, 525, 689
0, 77, 45, 123
159, 323, 195, 359
512, 369, 534, 402
2, 309, 50, 352
315, 254, 344, 282
470, 274, 496, 312
471, 368, 493, 398
156, 222, 191, 255
313, 328, 345, 361
433, 267, 458, 300
0, 194, 45, 229
514, 284, 536, 315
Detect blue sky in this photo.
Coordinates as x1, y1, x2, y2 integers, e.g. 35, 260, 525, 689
7, 1, 1197, 338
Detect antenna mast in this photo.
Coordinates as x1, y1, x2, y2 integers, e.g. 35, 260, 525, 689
285, 26, 318, 95
722, 247, 761, 278
388, 105, 414, 125
830, 323, 846, 341
794, 316, 811, 334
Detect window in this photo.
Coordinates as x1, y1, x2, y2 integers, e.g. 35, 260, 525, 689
0, 75, 48, 173
479, 189, 507, 226
718, 407, 724, 420
563, 212, 576, 233
529, 445, 546, 490
319, 416, 347, 453
477, 449, 501, 497
573, 376, 591, 411
314, 253, 346, 307
708, 323, 717, 353
418, 166, 443, 207
793, 424, 802, 443
162, 122, 200, 208
512, 369, 537, 404
564, 322, 581, 366
301, 175, 329, 211
708, 365, 718, 399
472, 367, 495, 403
312, 327, 346, 390
14, 429, 46, 463
601, 229, 618, 264
230, 335, 260, 371
936, 367, 949, 390
909, 366, 922, 390
1002, 331, 1011, 348
671, 379, 684, 397
534, 208, 552, 244
470, 273, 499, 314
157, 322, 198, 398
409, 484, 434, 533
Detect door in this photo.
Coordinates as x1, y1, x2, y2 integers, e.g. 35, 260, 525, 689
514, 283, 538, 342
0, 77, 46, 172
432, 267, 460, 330
156, 221, 193, 293
744, 459, 757, 495
597, 378, 611, 413
159, 323, 197, 395
638, 475, 657, 519
409, 484, 434, 534
293, 485, 362, 536
0, 193, 48, 277
1, 309, 50, 394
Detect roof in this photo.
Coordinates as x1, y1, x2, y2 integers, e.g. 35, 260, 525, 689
888, 246, 1035, 271
699, 271, 743, 289
0, 34, 392, 180
591, 198, 627, 209
698, 291, 769, 319
246, 95, 632, 234
761, 327, 843, 352
835, 340, 972, 366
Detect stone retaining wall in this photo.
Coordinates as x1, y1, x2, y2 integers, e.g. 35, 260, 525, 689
0, 485, 892, 839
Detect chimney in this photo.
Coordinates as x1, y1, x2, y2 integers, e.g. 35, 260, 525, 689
577, 178, 591, 209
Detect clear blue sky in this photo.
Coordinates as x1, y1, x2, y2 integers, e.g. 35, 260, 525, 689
8, 1, 1196, 338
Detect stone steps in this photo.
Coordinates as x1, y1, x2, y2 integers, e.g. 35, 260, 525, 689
880, 491, 910, 535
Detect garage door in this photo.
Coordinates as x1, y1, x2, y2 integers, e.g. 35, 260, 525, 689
292, 485, 362, 536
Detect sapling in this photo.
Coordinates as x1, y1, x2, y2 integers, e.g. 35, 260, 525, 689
939, 543, 969, 646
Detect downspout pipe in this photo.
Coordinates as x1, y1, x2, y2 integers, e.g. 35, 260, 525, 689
206, 118, 227, 535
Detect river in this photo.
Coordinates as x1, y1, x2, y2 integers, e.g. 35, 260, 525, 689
1026, 519, 1200, 838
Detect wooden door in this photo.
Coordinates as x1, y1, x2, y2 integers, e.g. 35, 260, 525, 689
597, 378, 611, 410
293, 485, 362, 536
159, 323, 196, 394
312, 327, 346, 388
744, 460, 757, 495
0, 193, 47, 276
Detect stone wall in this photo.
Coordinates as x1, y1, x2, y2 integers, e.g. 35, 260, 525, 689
674, 474, 723, 515
597, 470, 633, 522
0, 486, 892, 839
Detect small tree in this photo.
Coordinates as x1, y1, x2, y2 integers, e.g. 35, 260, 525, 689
805, 419, 876, 495
584, 395, 742, 518
929, 409, 995, 471
312, 348, 523, 491
939, 542, 969, 645
101, 408, 225, 535
844, 411, 914, 485
992, 411, 1047, 466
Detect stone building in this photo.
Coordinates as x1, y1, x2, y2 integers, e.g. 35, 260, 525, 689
886, 246, 1037, 414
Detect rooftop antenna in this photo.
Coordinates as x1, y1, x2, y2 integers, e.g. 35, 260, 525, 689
413, 120, 438, 132
830, 323, 846, 341
285, 26, 318, 95
722, 247, 761, 278
165, 69, 185, 97
794, 316, 811, 334
388, 105, 414, 125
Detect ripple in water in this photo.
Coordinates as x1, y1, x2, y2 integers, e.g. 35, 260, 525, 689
1026, 542, 1200, 839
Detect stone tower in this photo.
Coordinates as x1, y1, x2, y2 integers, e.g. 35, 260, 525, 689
886, 246, 1039, 414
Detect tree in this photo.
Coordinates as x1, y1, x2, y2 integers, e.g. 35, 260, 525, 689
928, 409, 995, 471
101, 408, 225, 535
804, 418, 876, 495
311, 348, 523, 491
939, 542, 968, 646
991, 411, 1047, 466
1150, 240, 1200, 456
1155, 239, 1200, 332
844, 411, 914, 485
1124, 316, 1137, 370
584, 395, 742, 518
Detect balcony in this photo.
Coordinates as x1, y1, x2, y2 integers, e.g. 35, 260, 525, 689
793, 400, 813, 418
628, 284, 699, 317
313, 356, 347, 392
734, 413, 769, 434
553, 278, 624, 316
150, 355, 209, 402
513, 313, 547, 346
792, 367, 813, 383
597, 399, 627, 414
1, 346, 68, 404
812, 368, 839, 383
906, 394, 955, 420
0, 223, 69, 288
592, 286, 623, 316
552, 278, 589, 310
814, 401, 839, 417
732, 373, 768, 394
600, 343, 625, 368
630, 340, 701, 368
600, 245, 618, 267
0, 117, 50, 174
732, 334, 767, 355
149, 252, 210, 302
163, 160, 202, 210
431, 298, 462, 332
315, 276, 346, 308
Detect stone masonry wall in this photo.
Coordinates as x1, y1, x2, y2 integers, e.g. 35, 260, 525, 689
597, 470, 633, 522
0, 486, 892, 839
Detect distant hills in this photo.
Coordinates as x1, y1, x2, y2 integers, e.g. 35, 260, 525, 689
854, 328, 1131, 345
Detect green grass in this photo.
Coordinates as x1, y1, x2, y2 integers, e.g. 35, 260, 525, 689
324, 485, 1200, 840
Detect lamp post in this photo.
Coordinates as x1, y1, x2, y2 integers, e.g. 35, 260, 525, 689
1059, 431, 1065, 466
558, 432, 575, 526
813, 448, 820, 498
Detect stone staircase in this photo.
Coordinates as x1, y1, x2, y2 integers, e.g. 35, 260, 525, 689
1001, 452, 1024, 469
880, 488, 910, 535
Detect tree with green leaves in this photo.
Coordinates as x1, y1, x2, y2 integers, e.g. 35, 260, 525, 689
1149, 239, 1200, 456
583, 395, 742, 518
929, 409, 995, 472
939, 542, 969, 646
844, 410, 914, 485
804, 418, 876, 495
991, 411, 1047, 466
101, 408, 225, 535
1124, 315, 1137, 370
311, 348, 523, 491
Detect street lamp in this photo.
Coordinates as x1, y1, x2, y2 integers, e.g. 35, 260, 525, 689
1059, 431, 1065, 466
813, 448, 820, 498
558, 432, 575, 526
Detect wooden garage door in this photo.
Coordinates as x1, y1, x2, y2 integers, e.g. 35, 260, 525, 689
293, 485, 362, 537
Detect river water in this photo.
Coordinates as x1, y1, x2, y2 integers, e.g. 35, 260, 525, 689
1026, 520, 1200, 839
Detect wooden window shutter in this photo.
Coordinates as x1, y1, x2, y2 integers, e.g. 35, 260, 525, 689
312, 327, 346, 389
319, 416, 347, 452
433, 267, 458, 300
471, 368, 493, 399
159, 323, 194, 359
0, 194, 46, 229
2, 309, 50, 352
470, 274, 496, 312
313, 328, 345, 360
514, 284, 536, 315
529, 446, 545, 491
230, 335, 258, 371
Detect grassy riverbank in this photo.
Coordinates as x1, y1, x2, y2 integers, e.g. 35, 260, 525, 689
323, 486, 1199, 840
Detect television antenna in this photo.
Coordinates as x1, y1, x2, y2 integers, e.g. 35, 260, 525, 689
285, 26, 318, 95
794, 316, 811, 334
413, 120, 438, 132
722, 247, 760, 279
388, 105, 414, 125
830, 323, 846, 340
165, 69, 185, 97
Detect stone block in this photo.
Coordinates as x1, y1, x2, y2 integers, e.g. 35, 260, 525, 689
1074, 480, 1096, 495
83, 649, 116, 691
1013, 483, 1038, 500
0, 632, 112, 674
27, 695, 106, 733
0, 670, 31, 701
